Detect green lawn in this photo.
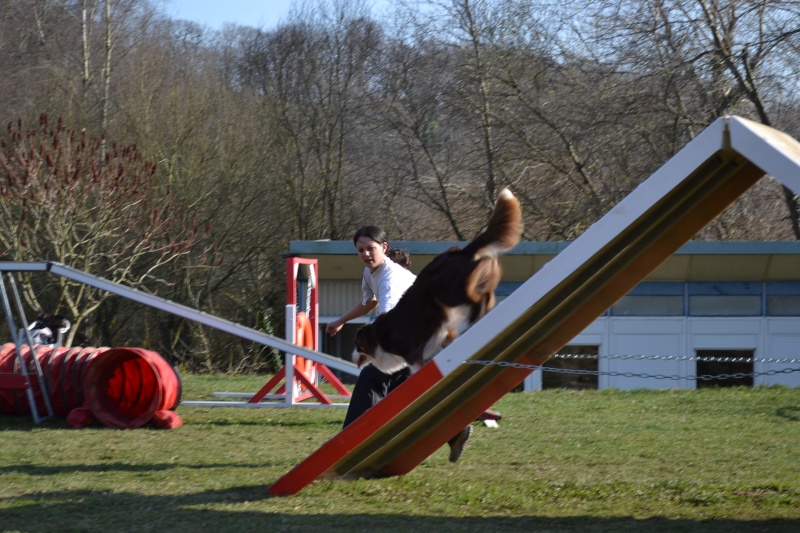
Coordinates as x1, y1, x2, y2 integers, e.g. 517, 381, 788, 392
1, 375, 799, 532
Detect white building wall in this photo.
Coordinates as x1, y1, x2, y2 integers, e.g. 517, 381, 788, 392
607, 318, 686, 390
524, 316, 800, 391
318, 281, 362, 318
762, 319, 800, 387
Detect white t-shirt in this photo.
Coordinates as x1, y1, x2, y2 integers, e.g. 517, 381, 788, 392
361, 258, 416, 315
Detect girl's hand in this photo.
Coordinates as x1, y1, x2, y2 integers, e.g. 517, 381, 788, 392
326, 320, 343, 336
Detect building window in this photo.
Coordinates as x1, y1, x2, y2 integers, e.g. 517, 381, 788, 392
543, 345, 598, 390
612, 281, 684, 316
766, 282, 800, 316
695, 349, 754, 388
688, 282, 762, 316
689, 295, 762, 316
767, 295, 800, 316
612, 295, 684, 316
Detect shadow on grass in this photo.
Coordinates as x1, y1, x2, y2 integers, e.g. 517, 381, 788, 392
1, 486, 798, 532
0, 462, 275, 476
0, 414, 344, 431
0, 416, 69, 431
776, 406, 800, 422
194, 418, 344, 428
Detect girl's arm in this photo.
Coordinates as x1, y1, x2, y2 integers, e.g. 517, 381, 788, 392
325, 299, 378, 336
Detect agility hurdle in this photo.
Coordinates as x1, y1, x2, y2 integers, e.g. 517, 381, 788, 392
191, 257, 353, 408
268, 116, 800, 494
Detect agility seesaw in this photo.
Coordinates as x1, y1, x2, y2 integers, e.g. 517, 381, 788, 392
268, 116, 800, 495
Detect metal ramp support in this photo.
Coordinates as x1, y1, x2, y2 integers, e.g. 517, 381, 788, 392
0, 273, 54, 424
0, 262, 360, 413
0, 263, 358, 375
267, 115, 800, 495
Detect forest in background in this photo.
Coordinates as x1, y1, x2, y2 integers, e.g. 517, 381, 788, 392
1, 0, 798, 371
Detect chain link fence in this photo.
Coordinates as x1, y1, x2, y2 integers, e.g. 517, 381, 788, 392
464, 353, 800, 382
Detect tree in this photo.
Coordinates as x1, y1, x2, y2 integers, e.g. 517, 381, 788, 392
0, 114, 215, 346
238, 1, 382, 240
576, 0, 800, 239
374, 0, 527, 240
112, 18, 296, 370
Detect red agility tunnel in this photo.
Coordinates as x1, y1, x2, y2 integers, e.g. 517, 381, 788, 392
0, 343, 182, 429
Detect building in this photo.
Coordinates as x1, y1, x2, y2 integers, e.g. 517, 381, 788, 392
288, 239, 800, 391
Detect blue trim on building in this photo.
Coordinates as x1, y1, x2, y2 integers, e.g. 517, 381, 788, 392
766, 282, 800, 295
688, 281, 763, 295
290, 240, 572, 255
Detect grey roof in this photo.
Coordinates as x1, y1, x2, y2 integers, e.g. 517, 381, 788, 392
290, 240, 800, 256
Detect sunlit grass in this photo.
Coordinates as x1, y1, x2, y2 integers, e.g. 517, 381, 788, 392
1, 377, 799, 532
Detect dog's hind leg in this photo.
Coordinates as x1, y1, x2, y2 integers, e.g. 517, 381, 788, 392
465, 257, 502, 303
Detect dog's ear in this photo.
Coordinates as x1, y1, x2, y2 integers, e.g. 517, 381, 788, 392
353, 325, 377, 367
465, 257, 502, 302
354, 324, 377, 353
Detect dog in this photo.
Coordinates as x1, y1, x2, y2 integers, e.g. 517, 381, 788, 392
353, 188, 523, 374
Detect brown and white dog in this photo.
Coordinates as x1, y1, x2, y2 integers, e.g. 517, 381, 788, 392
352, 188, 523, 374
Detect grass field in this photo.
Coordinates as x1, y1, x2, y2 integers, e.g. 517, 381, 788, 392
1, 375, 799, 532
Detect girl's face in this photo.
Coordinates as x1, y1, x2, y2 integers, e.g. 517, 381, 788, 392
355, 236, 388, 272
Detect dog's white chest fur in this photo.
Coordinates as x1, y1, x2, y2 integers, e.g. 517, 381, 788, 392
353, 303, 472, 375
352, 347, 413, 374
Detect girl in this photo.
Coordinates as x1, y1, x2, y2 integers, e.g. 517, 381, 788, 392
327, 226, 472, 462
326, 226, 416, 428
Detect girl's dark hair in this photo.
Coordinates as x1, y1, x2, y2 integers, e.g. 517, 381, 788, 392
353, 225, 388, 246
387, 248, 411, 269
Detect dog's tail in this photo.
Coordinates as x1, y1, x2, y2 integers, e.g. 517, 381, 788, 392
462, 188, 523, 259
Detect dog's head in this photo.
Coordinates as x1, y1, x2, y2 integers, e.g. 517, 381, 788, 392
352, 324, 378, 368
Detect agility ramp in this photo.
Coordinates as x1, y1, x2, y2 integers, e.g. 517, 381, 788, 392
268, 116, 800, 495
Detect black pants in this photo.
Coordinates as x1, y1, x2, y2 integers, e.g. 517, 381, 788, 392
343, 364, 410, 428
342, 364, 465, 447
